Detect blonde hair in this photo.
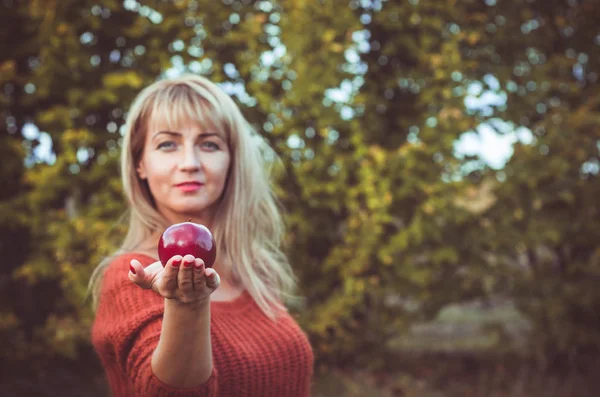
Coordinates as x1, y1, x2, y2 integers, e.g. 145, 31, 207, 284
89, 74, 297, 319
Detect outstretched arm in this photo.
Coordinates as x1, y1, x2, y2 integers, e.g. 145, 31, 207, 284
128, 254, 220, 389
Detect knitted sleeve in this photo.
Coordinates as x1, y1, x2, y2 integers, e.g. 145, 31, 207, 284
96, 253, 218, 397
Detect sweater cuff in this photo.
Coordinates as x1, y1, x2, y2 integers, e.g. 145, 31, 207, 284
147, 367, 218, 397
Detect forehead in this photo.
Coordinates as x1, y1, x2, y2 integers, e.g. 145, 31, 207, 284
144, 89, 226, 140
147, 112, 222, 138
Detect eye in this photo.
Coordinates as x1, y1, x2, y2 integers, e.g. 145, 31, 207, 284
157, 141, 177, 151
201, 141, 220, 151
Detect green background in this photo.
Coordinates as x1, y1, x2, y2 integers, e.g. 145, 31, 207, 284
1, 0, 599, 395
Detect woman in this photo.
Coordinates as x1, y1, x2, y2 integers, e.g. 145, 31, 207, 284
89, 74, 314, 396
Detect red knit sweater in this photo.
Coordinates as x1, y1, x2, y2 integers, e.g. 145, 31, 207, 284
91, 253, 314, 397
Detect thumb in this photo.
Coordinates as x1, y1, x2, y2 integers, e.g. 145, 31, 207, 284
128, 259, 152, 289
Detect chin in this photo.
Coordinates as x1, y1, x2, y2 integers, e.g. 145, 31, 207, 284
175, 203, 214, 216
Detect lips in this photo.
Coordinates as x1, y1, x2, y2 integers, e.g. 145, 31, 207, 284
176, 181, 203, 192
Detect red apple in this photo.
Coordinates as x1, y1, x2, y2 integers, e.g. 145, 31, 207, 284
158, 221, 217, 268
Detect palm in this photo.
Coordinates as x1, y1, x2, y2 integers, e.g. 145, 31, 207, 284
139, 260, 166, 290
129, 255, 220, 304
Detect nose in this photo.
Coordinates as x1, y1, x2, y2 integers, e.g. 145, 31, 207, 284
178, 146, 201, 172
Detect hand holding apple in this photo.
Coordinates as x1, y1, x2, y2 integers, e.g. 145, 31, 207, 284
129, 254, 220, 306
127, 222, 220, 305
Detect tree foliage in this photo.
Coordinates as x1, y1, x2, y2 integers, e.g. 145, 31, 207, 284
458, 0, 600, 363
0, 0, 598, 378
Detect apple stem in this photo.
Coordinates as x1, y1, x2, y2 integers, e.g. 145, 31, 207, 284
189, 218, 192, 222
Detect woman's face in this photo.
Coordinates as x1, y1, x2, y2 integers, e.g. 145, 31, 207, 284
136, 116, 231, 227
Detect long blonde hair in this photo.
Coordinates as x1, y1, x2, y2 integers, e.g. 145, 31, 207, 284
89, 74, 297, 319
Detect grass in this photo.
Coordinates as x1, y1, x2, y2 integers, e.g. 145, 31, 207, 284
312, 299, 597, 397
312, 356, 598, 397
390, 299, 532, 354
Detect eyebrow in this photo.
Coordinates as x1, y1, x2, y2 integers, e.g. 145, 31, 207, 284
152, 131, 223, 139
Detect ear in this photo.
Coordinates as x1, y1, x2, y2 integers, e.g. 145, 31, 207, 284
137, 162, 147, 180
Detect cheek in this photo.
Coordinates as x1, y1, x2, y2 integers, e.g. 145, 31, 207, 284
221, 152, 232, 174
144, 157, 172, 185
217, 159, 231, 185
205, 154, 231, 181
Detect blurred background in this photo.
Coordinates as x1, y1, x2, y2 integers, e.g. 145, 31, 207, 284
1, 0, 599, 396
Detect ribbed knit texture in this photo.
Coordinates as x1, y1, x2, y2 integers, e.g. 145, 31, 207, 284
92, 253, 314, 397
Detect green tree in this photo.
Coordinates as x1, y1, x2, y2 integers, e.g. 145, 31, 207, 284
277, 0, 488, 368
458, 0, 600, 364
2, 0, 598, 385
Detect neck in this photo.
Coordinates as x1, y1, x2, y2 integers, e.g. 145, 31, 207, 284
160, 208, 215, 230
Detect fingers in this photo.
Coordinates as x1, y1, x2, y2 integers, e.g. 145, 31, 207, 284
177, 254, 195, 295
192, 258, 221, 291
130, 254, 220, 302
129, 256, 181, 292
128, 259, 149, 288
192, 258, 205, 289
160, 255, 182, 293
205, 267, 220, 290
